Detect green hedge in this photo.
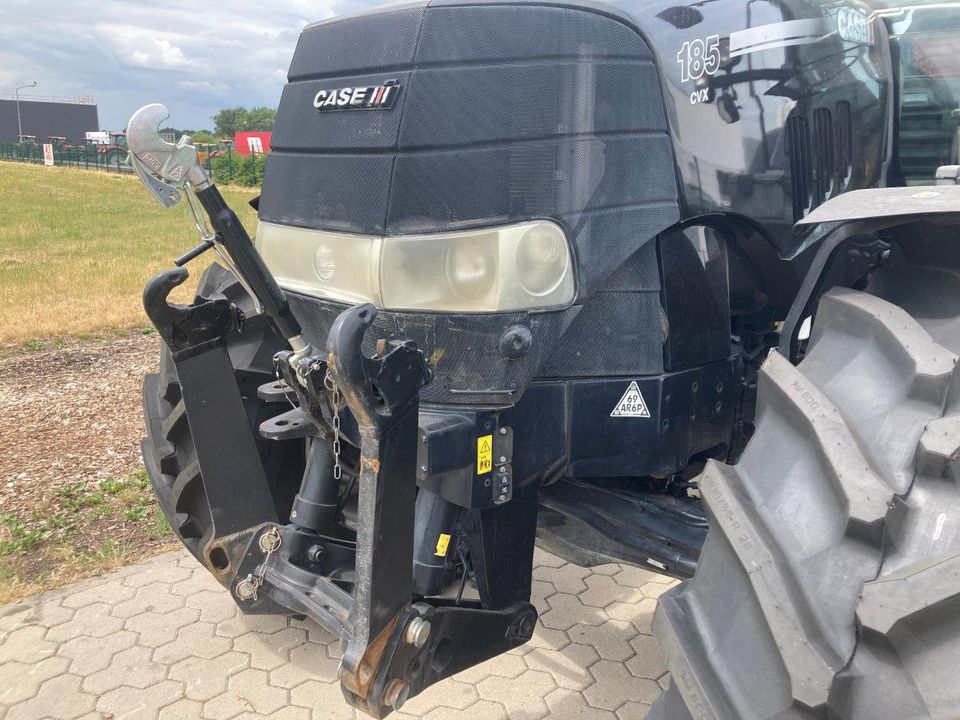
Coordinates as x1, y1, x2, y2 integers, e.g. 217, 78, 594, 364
211, 153, 266, 187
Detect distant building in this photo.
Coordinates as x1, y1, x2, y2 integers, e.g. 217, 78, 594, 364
235, 131, 272, 156
0, 95, 99, 144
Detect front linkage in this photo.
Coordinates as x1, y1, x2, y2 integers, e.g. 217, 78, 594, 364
130, 105, 536, 716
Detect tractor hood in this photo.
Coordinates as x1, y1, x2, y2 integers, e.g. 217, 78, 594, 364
257, 0, 681, 405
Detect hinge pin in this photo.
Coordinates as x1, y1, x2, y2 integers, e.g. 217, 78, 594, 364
404, 616, 432, 648
384, 679, 410, 709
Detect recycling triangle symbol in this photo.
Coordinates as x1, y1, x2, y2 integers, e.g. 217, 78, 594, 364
610, 381, 651, 418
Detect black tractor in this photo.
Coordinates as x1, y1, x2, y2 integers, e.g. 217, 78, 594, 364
130, 0, 960, 717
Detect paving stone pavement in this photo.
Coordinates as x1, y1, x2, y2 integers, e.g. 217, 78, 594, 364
0, 548, 676, 720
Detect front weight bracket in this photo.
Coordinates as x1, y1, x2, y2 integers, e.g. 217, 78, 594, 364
143, 268, 277, 578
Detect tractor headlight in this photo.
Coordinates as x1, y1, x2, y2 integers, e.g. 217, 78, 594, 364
515, 224, 570, 297
256, 223, 381, 306
256, 220, 575, 312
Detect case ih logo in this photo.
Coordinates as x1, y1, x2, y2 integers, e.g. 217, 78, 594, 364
313, 80, 400, 111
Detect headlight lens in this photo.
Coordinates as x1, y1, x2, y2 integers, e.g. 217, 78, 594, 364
255, 220, 575, 312
444, 239, 497, 301
256, 223, 381, 306
515, 224, 570, 297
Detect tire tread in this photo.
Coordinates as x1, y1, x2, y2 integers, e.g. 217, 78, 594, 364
653, 280, 960, 719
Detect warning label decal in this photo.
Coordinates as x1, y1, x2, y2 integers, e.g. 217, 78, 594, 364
610, 381, 651, 418
477, 434, 493, 474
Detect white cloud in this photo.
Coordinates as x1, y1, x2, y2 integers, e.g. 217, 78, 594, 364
0, 0, 381, 129
98, 25, 194, 70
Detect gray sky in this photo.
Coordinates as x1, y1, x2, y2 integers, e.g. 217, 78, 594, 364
1, 0, 380, 131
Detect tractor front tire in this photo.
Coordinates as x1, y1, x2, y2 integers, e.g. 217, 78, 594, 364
651, 262, 960, 719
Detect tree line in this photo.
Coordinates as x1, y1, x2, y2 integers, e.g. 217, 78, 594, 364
161, 106, 277, 144
156, 106, 277, 187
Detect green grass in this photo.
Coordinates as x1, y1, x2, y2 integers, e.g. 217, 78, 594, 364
0, 469, 173, 604
0, 513, 45, 555
0, 162, 259, 345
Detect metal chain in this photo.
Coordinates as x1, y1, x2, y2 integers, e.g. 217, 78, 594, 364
324, 369, 343, 481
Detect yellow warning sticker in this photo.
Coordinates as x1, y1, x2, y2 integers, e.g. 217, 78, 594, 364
435, 533, 451, 557
477, 434, 493, 475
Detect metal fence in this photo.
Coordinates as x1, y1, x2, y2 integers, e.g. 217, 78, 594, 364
0, 142, 230, 177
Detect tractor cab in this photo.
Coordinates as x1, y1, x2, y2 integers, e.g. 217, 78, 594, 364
876, 2, 960, 183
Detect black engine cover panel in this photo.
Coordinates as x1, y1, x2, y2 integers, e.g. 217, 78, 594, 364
261, 2, 680, 300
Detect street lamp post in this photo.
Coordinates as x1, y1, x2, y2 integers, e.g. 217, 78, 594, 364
15, 81, 38, 140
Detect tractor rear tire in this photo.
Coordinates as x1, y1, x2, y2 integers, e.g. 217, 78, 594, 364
142, 263, 296, 561
650, 263, 960, 719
